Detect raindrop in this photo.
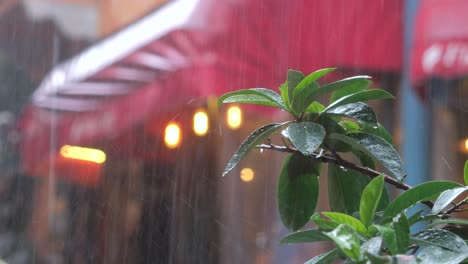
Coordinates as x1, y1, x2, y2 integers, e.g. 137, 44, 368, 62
339, 166, 348, 172
260, 148, 264, 153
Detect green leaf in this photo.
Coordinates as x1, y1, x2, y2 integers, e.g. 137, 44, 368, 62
426, 218, 468, 228
464, 160, 468, 186
340, 120, 361, 133
322, 212, 368, 237
361, 236, 383, 256
412, 228, 468, 253
359, 122, 393, 145
278, 153, 321, 231
327, 164, 372, 215
369, 225, 398, 255
329, 133, 404, 179
304, 249, 340, 264
407, 209, 424, 226
323, 89, 394, 113
418, 246, 468, 264
279, 82, 292, 112
287, 69, 305, 101
431, 186, 468, 214
218, 88, 285, 109
310, 213, 340, 231
305, 101, 325, 113
316, 115, 350, 152
383, 181, 463, 219
279, 229, 330, 244
329, 76, 373, 103
222, 122, 287, 176
393, 213, 410, 254
365, 253, 393, 264
326, 102, 377, 123
292, 68, 335, 113
360, 175, 385, 227
284, 122, 326, 156
325, 224, 361, 261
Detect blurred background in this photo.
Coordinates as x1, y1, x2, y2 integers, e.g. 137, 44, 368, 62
0, 0, 467, 263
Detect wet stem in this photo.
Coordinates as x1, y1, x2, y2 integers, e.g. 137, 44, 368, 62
256, 143, 435, 208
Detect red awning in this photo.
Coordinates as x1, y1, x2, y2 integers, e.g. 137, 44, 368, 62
412, 0, 468, 84
19, 0, 403, 177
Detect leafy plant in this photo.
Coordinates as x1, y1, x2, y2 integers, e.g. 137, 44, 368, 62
219, 68, 468, 263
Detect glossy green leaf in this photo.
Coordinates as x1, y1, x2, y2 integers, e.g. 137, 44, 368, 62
218, 88, 285, 109
280, 229, 330, 244
360, 175, 385, 227
304, 249, 340, 264
292, 68, 335, 114
418, 246, 468, 264
426, 218, 468, 228
325, 224, 361, 261
316, 115, 351, 152
285, 122, 326, 156
278, 153, 321, 231
327, 164, 372, 215
464, 160, 468, 186
310, 213, 340, 231
305, 101, 325, 113
361, 236, 383, 256
322, 212, 368, 237
339, 120, 361, 133
329, 76, 373, 103
393, 213, 410, 254
222, 122, 287, 176
323, 89, 394, 113
383, 181, 463, 219
407, 209, 424, 226
287, 69, 305, 101
359, 122, 393, 145
326, 102, 377, 123
431, 186, 468, 214
279, 82, 292, 112
329, 133, 404, 179
412, 229, 468, 253
369, 225, 398, 255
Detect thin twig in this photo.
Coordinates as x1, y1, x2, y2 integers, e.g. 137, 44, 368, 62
444, 197, 468, 215
256, 143, 434, 208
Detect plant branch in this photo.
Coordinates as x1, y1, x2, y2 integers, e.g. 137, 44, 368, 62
444, 197, 468, 215
257, 143, 413, 191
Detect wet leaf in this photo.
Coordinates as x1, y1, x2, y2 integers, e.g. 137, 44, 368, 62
426, 218, 468, 228
359, 122, 393, 145
285, 122, 325, 156
218, 88, 285, 109
292, 68, 335, 113
222, 122, 287, 176
326, 102, 377, 123
407, 209, 424, 226
418, 246, 468, 264
393, 213, 410, 254
412, 228, 468, 253
383, 181, 463, 219
280, 229, 330, 244
431, 186, 468, 214
278, 153, 321, 231
287, 69, 305, 102
360, 175, 385, 227
305, 101, 325, 113
329, 133, 404, 179
325, 224, 361, 261
361, 236, 383, 255
322, 212, 367, 237
304, 249, 340, 264
369, 225, 398, 255
323, 89, 394, 113
310, 213, 340, 231
340, 120, 361, 133
328, 164, 371, 215
329, 76, 373, 103
316, 115, 350, 152
279, 82, 292, 112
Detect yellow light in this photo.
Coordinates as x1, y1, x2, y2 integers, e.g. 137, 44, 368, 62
465, 138, 468, 150
193, 110, 209, 136
165, 122, 181, 149
240, 168, 255, 182
60, 145, 106, 164
227, 106, 242, 129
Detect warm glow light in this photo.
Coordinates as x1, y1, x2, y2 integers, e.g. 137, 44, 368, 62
165, 123, 181, 148
465, 139, 468, 151
240, 168, 255, 182
193, 110, 209, 136
60, 145, 106, 164
227, 106, 242, 129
